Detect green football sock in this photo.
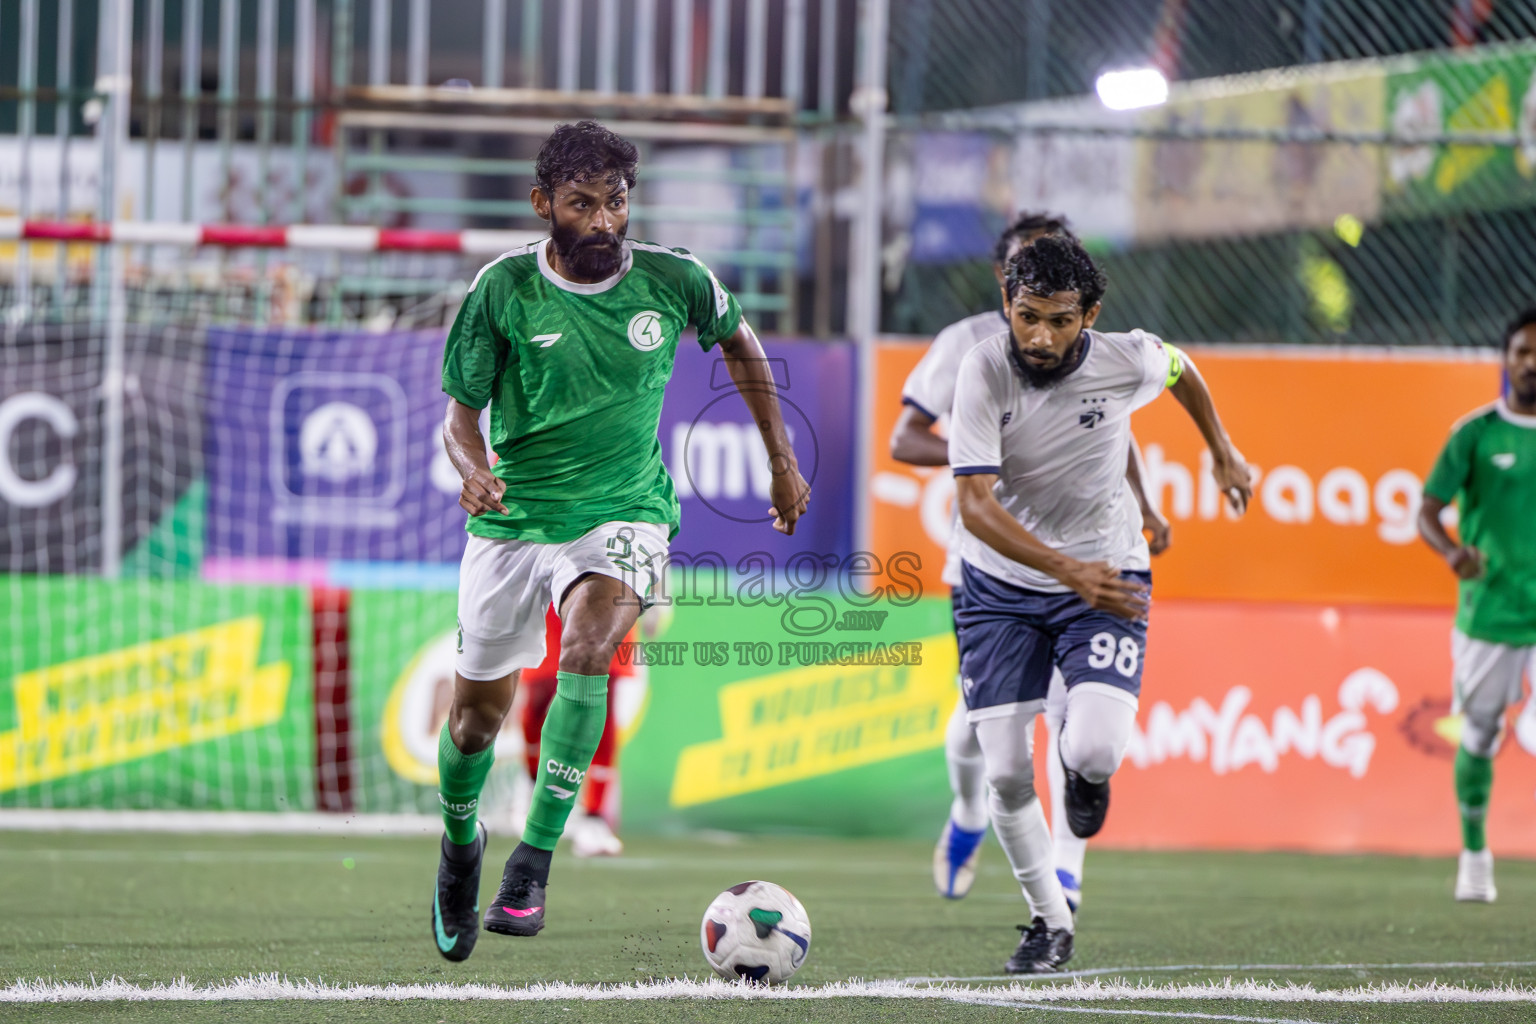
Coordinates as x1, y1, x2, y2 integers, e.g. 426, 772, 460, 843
438, 724, 495, 846
523, 671, 609, 851
1455, 746, 1493, 852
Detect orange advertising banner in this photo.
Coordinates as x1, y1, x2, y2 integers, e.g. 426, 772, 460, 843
1052, 600, 1536, 857
867, 340, 1504, 606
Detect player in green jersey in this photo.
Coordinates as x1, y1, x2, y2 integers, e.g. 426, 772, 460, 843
430, 121, 811, 961
1418, 308, 1536, 904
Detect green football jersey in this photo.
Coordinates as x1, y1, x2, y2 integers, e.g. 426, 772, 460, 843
1424, 399, 1536, 646
442, 238, 743, 543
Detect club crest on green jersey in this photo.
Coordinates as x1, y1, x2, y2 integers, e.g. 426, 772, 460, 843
628, 310, 667, 352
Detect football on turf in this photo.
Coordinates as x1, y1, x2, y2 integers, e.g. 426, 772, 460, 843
699, 880, 812, 984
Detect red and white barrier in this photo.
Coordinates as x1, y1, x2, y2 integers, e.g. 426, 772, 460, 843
0, 218, 543, 255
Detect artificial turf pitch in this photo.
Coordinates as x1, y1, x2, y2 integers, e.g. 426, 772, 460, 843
2, 828, 1534, 1022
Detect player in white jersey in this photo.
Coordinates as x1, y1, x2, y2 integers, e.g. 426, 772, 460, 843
891, 214, 1169, 910
949, 235, 1251, 973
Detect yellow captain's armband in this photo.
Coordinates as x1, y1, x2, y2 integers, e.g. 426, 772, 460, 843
1164, 343, 1186, 388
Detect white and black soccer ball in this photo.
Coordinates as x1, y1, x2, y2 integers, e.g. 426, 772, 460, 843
699, 880, 812, 984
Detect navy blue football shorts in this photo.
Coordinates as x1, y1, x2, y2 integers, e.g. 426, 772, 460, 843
954, 560, 1150, 719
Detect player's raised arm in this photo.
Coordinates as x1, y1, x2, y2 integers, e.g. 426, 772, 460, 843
1165, 352, 1252, 515
716, 320, 811, 535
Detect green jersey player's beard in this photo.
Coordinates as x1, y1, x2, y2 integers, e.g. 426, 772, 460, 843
551, 220, 628, 280
1511, 371, 1536, 407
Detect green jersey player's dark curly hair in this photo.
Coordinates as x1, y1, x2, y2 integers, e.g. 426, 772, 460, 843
535, 120, 639, 196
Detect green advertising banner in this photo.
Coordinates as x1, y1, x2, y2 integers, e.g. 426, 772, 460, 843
622, 594, 957, 838
1384, 44, 1536, 216
0, 577, 312, 810
349, 583, 961, 838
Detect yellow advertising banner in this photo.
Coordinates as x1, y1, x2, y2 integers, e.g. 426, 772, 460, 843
0, 617, 291, 791
671, 635, 955, 807
1132, 66, 1385, 241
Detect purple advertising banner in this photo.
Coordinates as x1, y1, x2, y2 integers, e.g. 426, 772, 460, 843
204, 326, 467, 565
204, 328, 855, 579
660, 338, 855, 568
1, 324, 203, 575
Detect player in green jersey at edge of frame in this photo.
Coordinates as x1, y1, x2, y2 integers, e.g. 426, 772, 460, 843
1418, 308, 1536, 905
430, 121, 811, 962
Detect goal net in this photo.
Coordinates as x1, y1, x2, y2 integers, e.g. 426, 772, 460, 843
0, 234, 547, 818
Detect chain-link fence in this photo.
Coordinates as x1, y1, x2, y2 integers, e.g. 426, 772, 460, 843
883, 2, 1536, 348
888, 0, 1536, 110
3, 1, 1535, 345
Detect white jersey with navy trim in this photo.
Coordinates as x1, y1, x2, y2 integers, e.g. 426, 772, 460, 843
902, 310, 1008, 421
947, 327, 1173, 593
901, 310, 1007, 586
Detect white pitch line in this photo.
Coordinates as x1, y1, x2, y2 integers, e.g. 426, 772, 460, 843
954, 979, 1536, 1004
950, 993, 1325, 1024
0, 810, 440, 836
908, 960, 1536, 984
0, 849, 396, 864
0, 846, 941, 877
0, 976, 945, 1004
6, 975, 1536, 1006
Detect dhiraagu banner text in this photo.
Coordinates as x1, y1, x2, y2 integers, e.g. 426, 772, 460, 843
0, 578, 312, 810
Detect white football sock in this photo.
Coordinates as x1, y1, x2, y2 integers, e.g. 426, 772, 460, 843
975, 709, 1074, 931
945, 693, 989, 832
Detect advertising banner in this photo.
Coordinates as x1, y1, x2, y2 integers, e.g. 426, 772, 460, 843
1010, 116, 1137, 247
355, 590, 651, 821
1384, 45, 1536, 215
348, 586, 1536, 854
1132, 66, 1384, 241
868, 340, 1503, 606
348, 582, 956, 833
204, 330, 854, 579
659, 337, 856, 570
867, 340, 954, 599
349, 589, 467, 815
1103, 600, 1536, 857
0, 324, 203, 575
204, 326, 467, 567
897, 133, 1016, 264
620, 592, 954, 837
0, 578, 312, 810
1126, 347, 1501, 605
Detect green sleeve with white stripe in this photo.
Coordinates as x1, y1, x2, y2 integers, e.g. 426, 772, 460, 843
442, 262, 513, 409
681, 253, 743, 350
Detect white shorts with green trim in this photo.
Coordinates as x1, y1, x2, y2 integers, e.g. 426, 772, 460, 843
455, 520, 669, 682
